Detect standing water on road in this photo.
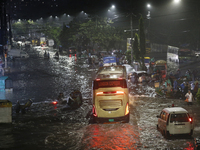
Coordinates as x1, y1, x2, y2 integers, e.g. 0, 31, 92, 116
0, 49, 199, 149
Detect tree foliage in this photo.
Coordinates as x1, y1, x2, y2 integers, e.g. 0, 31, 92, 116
12, 20, 36, 37
59, 17, 126, 52
41, 23, 61, 47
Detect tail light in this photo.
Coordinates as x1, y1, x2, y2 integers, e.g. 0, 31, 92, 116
125, 103, 129, 115
116, 91, 124, 94
96, 92, 103, 95
189, 117, 193, 124
96, 91, 124, 95
92, 105, 97, 117
52, 101, 58, 105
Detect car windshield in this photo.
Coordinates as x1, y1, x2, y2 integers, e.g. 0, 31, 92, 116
170, 113, 189, 123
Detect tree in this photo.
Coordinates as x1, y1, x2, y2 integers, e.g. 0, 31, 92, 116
139, 15, 146, 69
41, 23, 61, 48
12, 20, 36, 38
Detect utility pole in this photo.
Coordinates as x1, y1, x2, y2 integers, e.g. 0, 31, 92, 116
131, 14, 133, 64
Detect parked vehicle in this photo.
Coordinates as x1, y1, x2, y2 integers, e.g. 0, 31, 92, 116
8, 49, 29, 58
157, 107, 194, 138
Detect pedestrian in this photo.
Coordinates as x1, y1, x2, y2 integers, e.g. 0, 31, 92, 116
185, 90, 194, 105
173, 79, 178, 91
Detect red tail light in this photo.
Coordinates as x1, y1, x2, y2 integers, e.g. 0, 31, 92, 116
189, 118, 193, 124
92, 105, 97, 117
96, 91, 124, 95
52, 101, 58, 105
125, 103, 129, 115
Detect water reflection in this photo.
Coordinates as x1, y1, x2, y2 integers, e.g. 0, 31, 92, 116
81, 124, 141, 149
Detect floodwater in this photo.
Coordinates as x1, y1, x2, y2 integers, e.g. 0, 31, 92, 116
0, 48, 199, 149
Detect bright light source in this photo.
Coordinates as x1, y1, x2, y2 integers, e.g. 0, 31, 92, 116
174, 0, 181, 3
147, 4, 151, 8
112, 5, 115, 9
68, 15, 70, 17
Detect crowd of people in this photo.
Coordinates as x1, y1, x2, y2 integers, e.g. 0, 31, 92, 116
155, 69, 199, 105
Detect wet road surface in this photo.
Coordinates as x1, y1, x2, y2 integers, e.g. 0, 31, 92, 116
0, 48, 199, 149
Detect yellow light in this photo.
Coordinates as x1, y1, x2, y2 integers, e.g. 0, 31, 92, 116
125, 103, 129, 115
96, 92, 103, 95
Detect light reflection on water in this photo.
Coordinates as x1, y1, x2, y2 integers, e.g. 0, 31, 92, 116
5, 53, 91, 104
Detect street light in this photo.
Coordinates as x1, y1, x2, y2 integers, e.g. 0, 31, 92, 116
147, 4, 151, 19
174, 0, 181, 3
111, 5, 115, 9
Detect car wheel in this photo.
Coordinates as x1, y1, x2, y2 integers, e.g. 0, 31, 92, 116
124, 114, 130, 123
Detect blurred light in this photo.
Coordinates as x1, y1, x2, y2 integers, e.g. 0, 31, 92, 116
147, 4, 151, 8
111, 5, 115, 9
108, 9, 110, 12
174, 0, 181, 3
52, 101, 58, 105
64, 13, 66, 15
68, 15, 70, 17
81, 11, 84, 13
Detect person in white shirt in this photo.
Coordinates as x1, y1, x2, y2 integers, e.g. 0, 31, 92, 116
185, 90, 194, 105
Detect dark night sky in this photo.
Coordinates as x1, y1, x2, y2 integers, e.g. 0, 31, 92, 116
4, 0, 200, 46
6, 0, 151, 20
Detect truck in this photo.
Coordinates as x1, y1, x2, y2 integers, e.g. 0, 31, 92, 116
8, 49, 29, 58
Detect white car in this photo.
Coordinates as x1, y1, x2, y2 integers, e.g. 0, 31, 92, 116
157, 107, 194, 138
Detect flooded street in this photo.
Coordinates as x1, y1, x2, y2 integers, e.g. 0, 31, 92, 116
0, 49, 200, 149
